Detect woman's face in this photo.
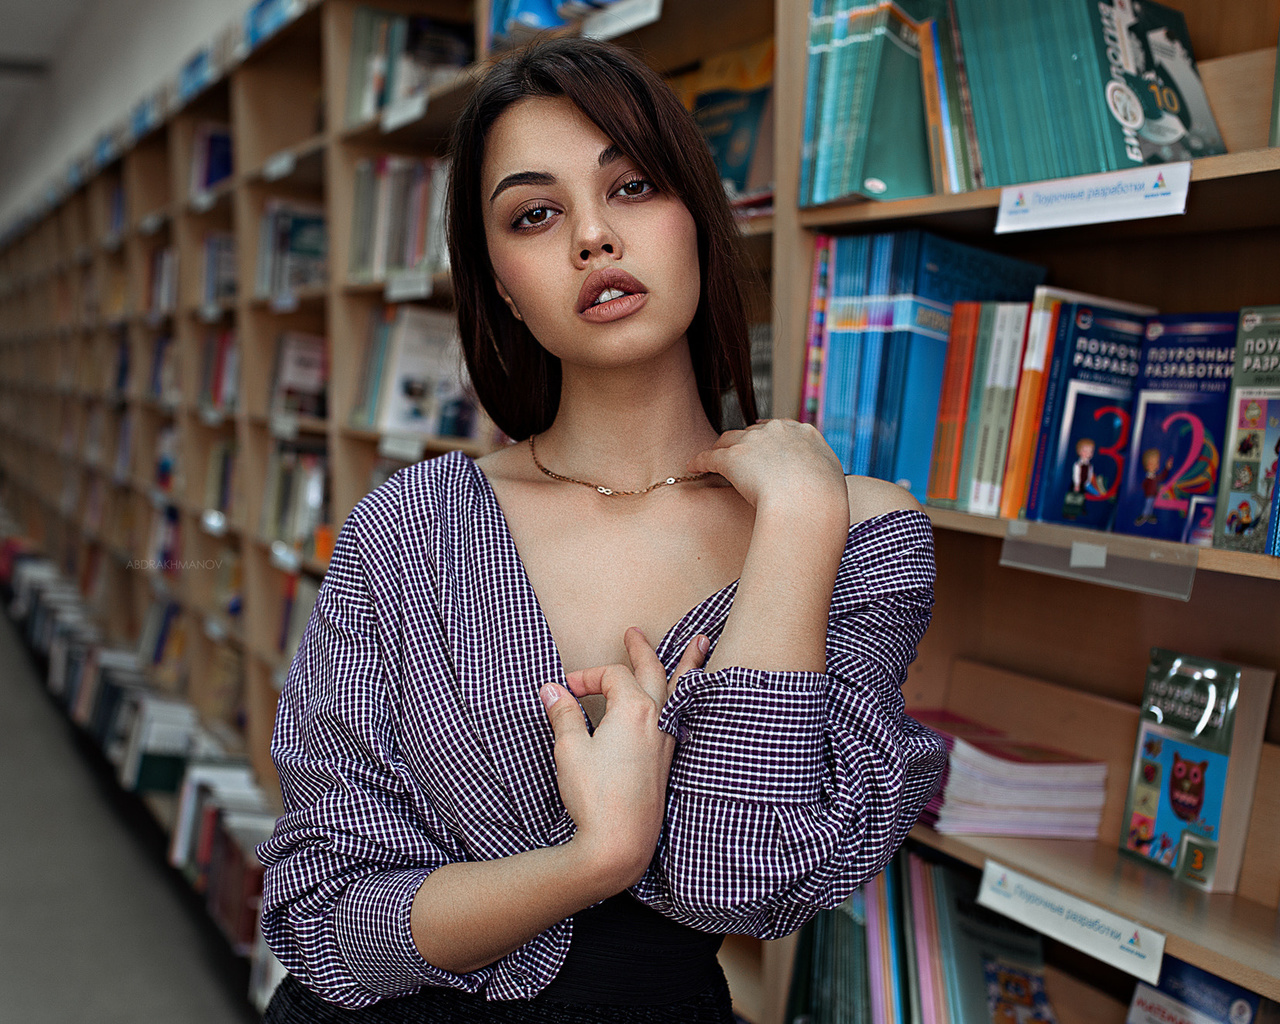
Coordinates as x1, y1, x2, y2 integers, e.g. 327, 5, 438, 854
480, 95, 701, 373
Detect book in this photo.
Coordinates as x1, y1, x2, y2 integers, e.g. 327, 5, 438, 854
1128, 955, 1270, 1024
1027, 298, 1156, 529
255, 199, 327, 299
927, 300, 981, 507
967, 302, 1029, 516
1120, 647, 1274, 893
373, 306, 467, 437
269, 331, 328, 420
189, 122, 233, 198
1213, 307, 1280, 553
1113, 313, 1237, 544
670, 37, 776, 206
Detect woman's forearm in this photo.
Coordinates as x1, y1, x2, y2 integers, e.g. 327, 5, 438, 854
705, 497, 848, 674
409, 835, 631, 974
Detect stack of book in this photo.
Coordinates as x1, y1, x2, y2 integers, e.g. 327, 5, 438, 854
799, 0, 1226, 205
348, 155, 449, 283
198, 329, 239, 413
915, 709, 1109, 839
259, 439, 329, 555
350, 305, 479, 440
201, 232, 236, 306
190, 122, 233, 199
269, 331, 328, 420
785, 850, 1061, 1023
800, 229, 1046, 499
255, 199, 327, 300
147, 245, 176, 317
203, 440, 236, 515
148, 333, 180, 406
344, 7, 472, 126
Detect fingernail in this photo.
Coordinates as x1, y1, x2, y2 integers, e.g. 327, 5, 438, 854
540, 684, 560, 709
697, 635, 710, 655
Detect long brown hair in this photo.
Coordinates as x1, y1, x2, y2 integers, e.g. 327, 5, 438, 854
446, 35, 758, 441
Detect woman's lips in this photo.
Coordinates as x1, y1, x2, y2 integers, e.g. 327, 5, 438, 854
578, 290, 649, 323
576, 268, 648, 314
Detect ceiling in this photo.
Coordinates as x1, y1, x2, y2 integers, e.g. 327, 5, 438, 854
0, 0, 97, 137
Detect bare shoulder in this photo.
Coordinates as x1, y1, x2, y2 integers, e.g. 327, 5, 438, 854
844, 474, 923, 526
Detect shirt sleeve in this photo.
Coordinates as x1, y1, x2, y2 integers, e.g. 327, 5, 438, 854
634, 511, 947, 938
257, 488, 485, 1008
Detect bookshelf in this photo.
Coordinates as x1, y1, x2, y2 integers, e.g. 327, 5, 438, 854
764, 1, 1280, 1022
3, 0, 1279, 1020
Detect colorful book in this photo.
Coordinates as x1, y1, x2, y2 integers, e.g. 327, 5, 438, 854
926, 300, 982, 507
1213, 307, 1280, 553
1128, 955, 1267, 1024
1120, 647, 1274, 893
1027, 298, 1155, 529
1113, 313, 1237, 544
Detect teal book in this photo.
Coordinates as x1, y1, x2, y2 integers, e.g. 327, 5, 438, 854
1083, 0, 1226, 170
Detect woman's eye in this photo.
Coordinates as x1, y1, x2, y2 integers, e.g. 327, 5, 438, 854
616, 177, 655, 198
513, 206, 555, 230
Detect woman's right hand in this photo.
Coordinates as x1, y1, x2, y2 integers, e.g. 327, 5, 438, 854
539, 628, 707, 889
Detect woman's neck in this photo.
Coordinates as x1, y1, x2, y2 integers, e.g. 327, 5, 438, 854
537, 343, 721, 492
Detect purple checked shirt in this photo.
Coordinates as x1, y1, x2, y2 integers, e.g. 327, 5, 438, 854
258, 450, 946, 1008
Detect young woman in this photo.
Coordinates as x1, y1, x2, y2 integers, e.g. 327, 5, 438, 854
258, 36, 945, 1024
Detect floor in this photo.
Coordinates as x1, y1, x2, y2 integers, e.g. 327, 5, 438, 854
0, 612, 260, 1024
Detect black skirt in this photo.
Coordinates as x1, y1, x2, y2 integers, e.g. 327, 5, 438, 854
263, 972, 735, 1024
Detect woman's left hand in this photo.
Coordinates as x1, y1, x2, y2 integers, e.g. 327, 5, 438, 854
687, 419, 849, 522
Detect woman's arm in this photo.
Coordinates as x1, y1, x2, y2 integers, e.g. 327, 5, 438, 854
686, 420, 854, 673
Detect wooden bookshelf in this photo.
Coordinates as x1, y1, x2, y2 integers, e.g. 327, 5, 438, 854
4, 0, 1280, 1019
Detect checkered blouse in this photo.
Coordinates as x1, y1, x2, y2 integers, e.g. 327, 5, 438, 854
258, 450, 945, 1008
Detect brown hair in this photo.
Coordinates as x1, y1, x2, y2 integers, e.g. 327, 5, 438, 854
446, 35, 758, 441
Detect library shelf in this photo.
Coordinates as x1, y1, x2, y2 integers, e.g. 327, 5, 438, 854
338, 64, 479, 148
242, 132, 327, 187
907, 825, 1280, 1001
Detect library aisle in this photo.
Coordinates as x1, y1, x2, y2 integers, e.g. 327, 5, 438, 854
0, 613, 258, 1024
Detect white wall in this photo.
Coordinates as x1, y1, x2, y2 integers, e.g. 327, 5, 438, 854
0, 0, 256, 229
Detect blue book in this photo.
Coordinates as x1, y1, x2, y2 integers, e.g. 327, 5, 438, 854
874, 231, 1047, 499
1128, 955, 1263, 1024
1028, 302, 1148, 530
1268, 465, 1280, 555
870, 231, 922, 480
850, 233, 896, 476
820, 235, 871, 471
1113, 313, 1237, 544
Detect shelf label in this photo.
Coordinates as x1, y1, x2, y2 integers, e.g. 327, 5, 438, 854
204, 615, 227, 642
1069, 540, 1108, 569
200, 302, 223, 324
270, 411, 299, 440
270, 540, 301, 573
270, 291, 299, 313
378, 432, 426, 463
191, 190, 216, 213
382, 93, 428, 133
201, 508, 227, 536
384, 266, 433, 302
179, 48, 215, 104
978, 860, 1164, 983
138, 212, 165, 236
995, 162, 1190, 234
199, 404, 226, 426
262, 150, 297, 182
581, 0, 663, 39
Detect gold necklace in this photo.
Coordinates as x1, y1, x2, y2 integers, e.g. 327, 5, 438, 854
529, 434, 709, 496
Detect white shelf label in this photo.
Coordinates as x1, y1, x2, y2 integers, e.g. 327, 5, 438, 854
381, 94, 428, 133
269, 540, 301, 573
201, 508, 227, 536
200, 302, 223, 323
1069, 540, 1108, 569
995, 162, 1190, 234
139, 212, 165, 236
199, 404, 226, 427
263, 150, 297, 182
270, 291, 299, 313
384, 266, 433, 302
204, 616, 227, 642
978, 860, 1164, 984
270, 411, 299, 440
378, 432, 426, 463
581, 0, 663, 39
191, 190, 215, 213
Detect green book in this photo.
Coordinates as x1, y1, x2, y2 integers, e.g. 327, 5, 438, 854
1213, 306, 1280, 553
1083, 0, 1226, 170
953, 302, 998, 513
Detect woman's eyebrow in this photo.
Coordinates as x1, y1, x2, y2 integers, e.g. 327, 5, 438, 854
488, 145, 626, 204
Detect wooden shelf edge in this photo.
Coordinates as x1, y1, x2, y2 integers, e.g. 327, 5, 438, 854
924, 506, 1280, 581
908, 825, 1280, 1001
797, 147, 1280, 232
